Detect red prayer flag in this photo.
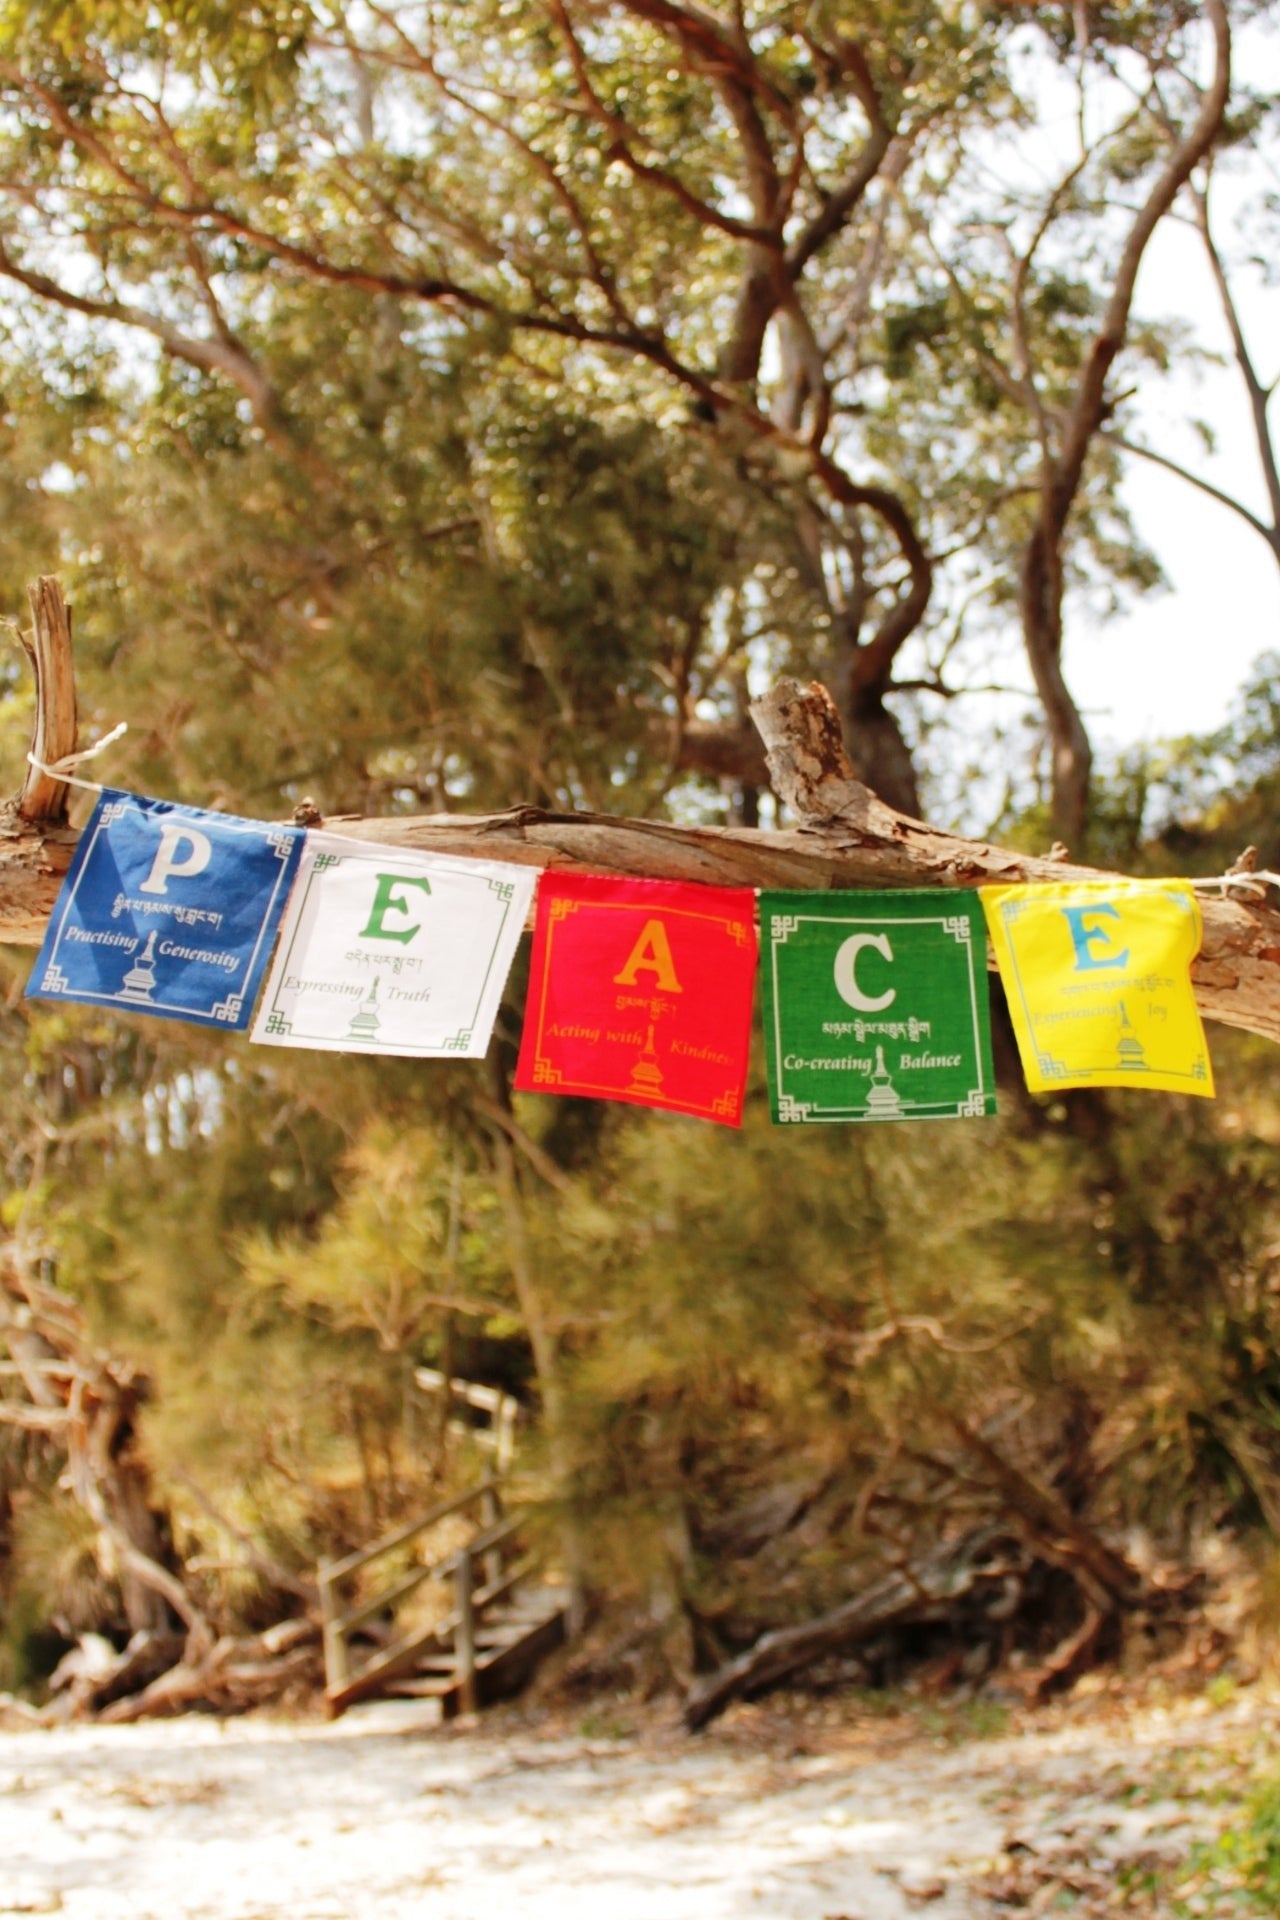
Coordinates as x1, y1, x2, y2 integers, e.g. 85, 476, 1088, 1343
515, 873, 758, 1126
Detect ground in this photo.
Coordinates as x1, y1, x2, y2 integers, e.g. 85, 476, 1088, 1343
1, 1676, 1276, 1918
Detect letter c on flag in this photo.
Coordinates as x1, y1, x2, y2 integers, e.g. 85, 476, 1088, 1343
833, 933, 896, 1012
138, 823, 214, 896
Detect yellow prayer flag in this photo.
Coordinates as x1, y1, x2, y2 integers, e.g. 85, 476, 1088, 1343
980, 881, 1213, 1097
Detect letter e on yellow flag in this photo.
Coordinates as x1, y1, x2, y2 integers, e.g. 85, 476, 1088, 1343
980, 881, 1213, 1096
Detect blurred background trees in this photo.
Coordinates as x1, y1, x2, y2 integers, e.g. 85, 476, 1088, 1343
2, 0, 1280, 1706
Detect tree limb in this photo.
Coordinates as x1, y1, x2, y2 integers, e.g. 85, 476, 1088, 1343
6, 639, 1280, 1042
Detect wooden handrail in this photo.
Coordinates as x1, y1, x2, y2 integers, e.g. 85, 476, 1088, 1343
326, 1513, 523, 1640
356, 1553, 540, 1695
330, 1562, 437, 1639
431, 1513, 522, 1577
319, 1474, 550, 1712
319, 1476, 498, 1584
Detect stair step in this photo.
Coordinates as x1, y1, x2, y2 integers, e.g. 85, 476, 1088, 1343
384, 1676, 457, 1699
320, 1482, 571, 1718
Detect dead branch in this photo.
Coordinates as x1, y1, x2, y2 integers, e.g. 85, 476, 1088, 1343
946, 1415, 1139, 1606
96, 1620, 322, 1723
682, 1522, 1026, 1729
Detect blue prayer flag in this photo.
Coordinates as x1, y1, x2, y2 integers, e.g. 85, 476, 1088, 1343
27, 789, 304, 1030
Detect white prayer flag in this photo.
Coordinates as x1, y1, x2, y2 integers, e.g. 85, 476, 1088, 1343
251, 834, 537, 1057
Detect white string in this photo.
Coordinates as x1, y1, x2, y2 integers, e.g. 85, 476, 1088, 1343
1187, 868, 1280, 901
26, 721, 129, 793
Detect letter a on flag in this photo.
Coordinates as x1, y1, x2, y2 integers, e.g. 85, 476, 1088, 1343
514, 873, 757, 1125
26, 789, 303, 1029
980, 880, 1213, 1095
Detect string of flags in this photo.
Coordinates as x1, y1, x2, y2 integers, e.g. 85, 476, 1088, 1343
26, 786, 1221, 1128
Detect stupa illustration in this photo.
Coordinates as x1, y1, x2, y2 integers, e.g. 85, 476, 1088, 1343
1115, 1001, 1147, 1072
119, 931, 159, 1004
864, 1044, 903, 1117
348, 974, 382, 1041
627, 1022, 664, 1095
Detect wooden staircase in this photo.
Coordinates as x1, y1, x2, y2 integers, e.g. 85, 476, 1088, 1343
318, 1477, 568, 1719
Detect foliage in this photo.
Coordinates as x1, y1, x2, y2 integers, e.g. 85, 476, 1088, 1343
0, 0, 1277, 1707
1175, 1766, 1280, 1915
0, 0, 1242, 824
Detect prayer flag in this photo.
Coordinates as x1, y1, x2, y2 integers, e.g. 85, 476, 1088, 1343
514, 873, 757, 1125
250, 834, 537, 1056
26, 789, 303, 1030
760, 890, 997, 1124
981, 879, 1213, 1095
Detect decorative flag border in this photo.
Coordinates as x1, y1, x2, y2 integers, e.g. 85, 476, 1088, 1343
514, 872, 758, 1125
980, 879, 1213, 1097
760, 891, 997, 1125
250, 833, 537, 1058
27, 788, 302, 1031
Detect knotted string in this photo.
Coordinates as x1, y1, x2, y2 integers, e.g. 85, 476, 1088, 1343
25, 721, 129, 793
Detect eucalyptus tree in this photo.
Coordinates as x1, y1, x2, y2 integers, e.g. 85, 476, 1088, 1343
0, 0, 1028, 815
0, 0, 1243, 829
857, 0, 1232, 844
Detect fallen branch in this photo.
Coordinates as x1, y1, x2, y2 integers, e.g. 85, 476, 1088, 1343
946, 1416, 1139, 1606
682, 1523, 1027, 1730
96, 1619, 322, 1723
680, 1414, 1145, 1729
1020, 1603, 1107, 1703
46, 1627, 185, 1719
2, 1240, 214, 1650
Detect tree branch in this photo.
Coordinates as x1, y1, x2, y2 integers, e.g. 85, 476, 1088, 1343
1188, 173, 1280, 540
6, 626, 1280, 1041
1102, 428, 1277, 548
1053, 0, 1230, 520
17, 578, 78, 826
0, 244, 283, 431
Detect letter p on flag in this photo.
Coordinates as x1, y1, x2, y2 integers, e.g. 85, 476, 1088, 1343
26, 788, 304, 1030
138, 822, 214, 895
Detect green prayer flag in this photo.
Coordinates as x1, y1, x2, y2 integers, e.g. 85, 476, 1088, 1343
759, 891, 998, 1125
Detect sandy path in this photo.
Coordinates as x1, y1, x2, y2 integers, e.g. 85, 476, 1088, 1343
0, 1687, 1271, 1919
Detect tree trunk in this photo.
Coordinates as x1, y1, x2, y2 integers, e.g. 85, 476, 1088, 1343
841, 684, 922, 820
1020, 522, 1093, 849
1013, 0, 1229, 846
1, 1249, 211, 1650
485, 1057, 586, 1635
